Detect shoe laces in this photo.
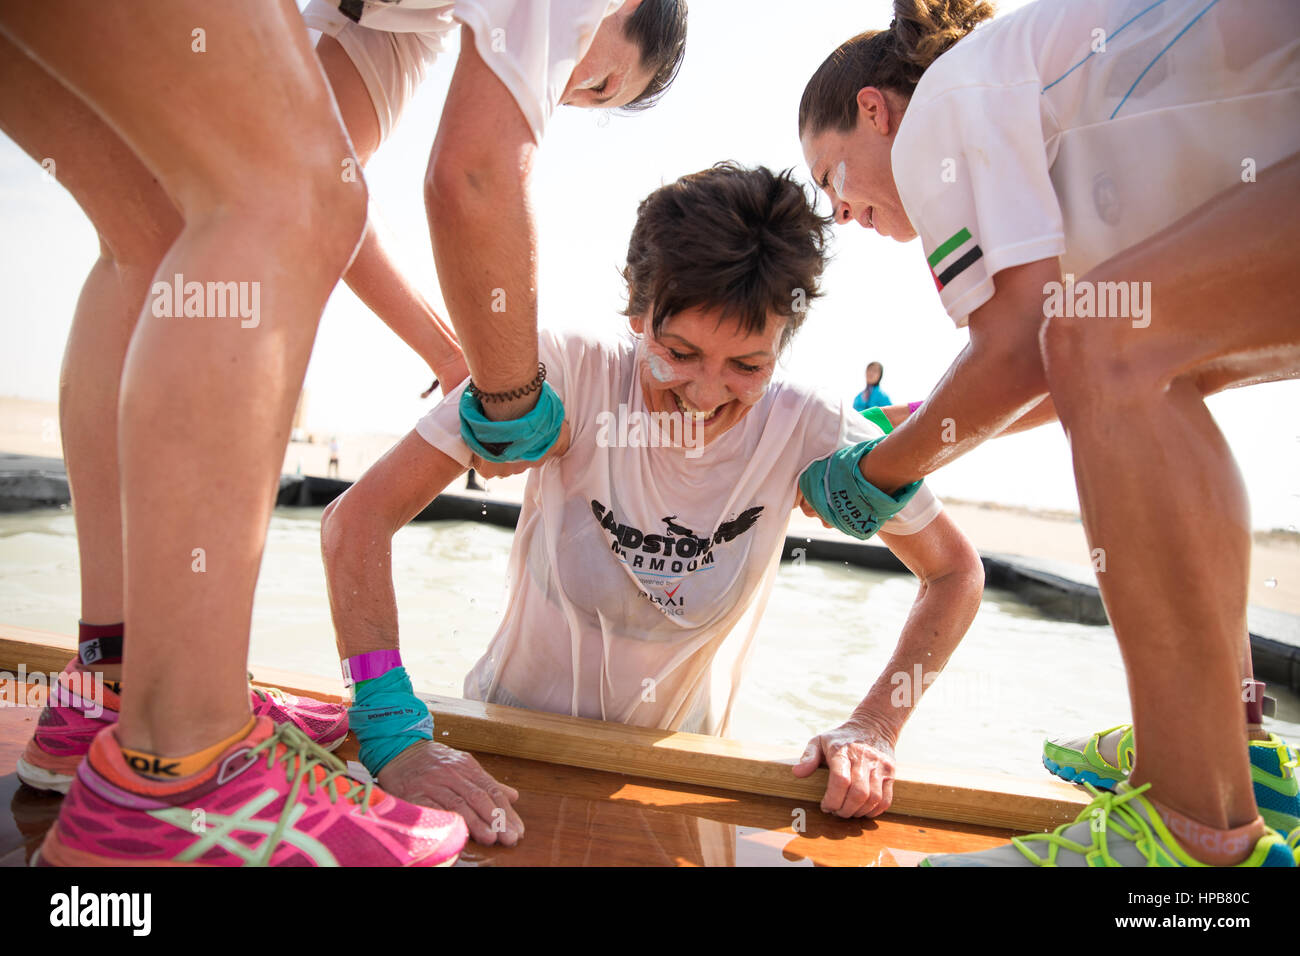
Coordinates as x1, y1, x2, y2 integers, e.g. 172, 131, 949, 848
246, 671, 292, 709
247, 723, 374, 822
1010, 782, 1160, 866
250, 685, 291, 707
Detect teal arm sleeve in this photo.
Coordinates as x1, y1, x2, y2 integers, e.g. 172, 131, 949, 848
348, 666, 434, 776
459, 381, 564, 463
797, 437, 922, 540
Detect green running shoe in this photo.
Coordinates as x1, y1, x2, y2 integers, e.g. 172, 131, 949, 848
1043, 726, 1300, 836
922, 782, 1296, 867
1042, 724, 1134, 790
1249, 735, 1300, 835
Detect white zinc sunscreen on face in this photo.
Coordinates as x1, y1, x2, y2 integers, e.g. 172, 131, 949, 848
646, 351, 676, 383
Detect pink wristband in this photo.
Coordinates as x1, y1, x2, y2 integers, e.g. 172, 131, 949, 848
908, 401, 924, 413
342, 649, 403, 687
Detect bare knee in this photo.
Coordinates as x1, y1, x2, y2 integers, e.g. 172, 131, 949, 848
301, 166, 368, 271
177, 154, 368, 279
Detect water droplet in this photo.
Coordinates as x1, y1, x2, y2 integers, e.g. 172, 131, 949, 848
1264, 577, 1278, 589
441, 730, 450, 736
481, 506, 488, 516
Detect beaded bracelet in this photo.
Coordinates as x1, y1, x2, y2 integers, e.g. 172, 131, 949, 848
466, 362, 547, 404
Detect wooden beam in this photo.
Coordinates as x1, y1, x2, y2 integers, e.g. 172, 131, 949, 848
420, 695, 1087, 832
0, 625, 74, 674
0, 624, 1087, 832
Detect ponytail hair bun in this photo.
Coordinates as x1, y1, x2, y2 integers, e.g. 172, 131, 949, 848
799, 0, 995, 136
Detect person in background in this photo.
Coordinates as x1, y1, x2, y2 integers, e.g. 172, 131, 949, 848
327, 436, 341, 478
852, 360, 892, 411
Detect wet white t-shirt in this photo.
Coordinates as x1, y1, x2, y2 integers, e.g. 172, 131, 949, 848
892, 0, 1300, 326
415, 329, 942, 735
304, 0, 621, 141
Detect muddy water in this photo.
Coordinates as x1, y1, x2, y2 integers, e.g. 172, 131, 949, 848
1, 508, 1296, 783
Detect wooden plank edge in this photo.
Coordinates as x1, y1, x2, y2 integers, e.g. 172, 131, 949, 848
1, 624, 1087, 832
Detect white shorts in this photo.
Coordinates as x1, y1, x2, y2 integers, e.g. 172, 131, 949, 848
302, 0, 454, 142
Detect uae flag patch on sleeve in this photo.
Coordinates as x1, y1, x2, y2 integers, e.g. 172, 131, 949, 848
927, 227, 983, 290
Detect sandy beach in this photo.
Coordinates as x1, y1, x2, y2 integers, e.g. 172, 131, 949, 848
3, 393, 1297, 615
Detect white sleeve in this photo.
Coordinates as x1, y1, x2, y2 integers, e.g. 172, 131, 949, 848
893, 82, 1065, 328
795, 390, 942, 537
415, 328, 572, 465
454, 0, 622, 142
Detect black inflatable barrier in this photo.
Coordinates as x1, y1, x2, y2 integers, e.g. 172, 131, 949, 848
4, 459, 1297, 692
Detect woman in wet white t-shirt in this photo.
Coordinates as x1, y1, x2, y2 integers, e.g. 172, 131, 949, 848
322, 164, 986, 846
798, 0, 1299, 866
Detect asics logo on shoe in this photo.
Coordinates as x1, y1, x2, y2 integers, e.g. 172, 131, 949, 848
127, 755, 181, 777
216, 748, 259, 785
151, 791, 338, 866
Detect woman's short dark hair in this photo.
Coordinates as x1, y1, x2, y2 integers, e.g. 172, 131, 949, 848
622, 0, 688, 111
622, 162, 832, 349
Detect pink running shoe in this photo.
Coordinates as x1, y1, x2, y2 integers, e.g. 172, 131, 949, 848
249, 684, 348, 753
35, 717, 467, 867
16, 659, 348, 793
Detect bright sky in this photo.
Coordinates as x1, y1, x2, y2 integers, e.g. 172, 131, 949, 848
0, 0, 1296, 529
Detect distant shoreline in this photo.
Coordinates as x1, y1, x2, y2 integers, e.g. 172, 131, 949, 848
3, 392, 1297, 614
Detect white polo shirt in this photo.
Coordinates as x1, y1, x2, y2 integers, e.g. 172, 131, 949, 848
892, 0, 1300, 326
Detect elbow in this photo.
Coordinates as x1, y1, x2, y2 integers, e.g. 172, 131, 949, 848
320, 496, 346, 570
929, 539, 985, 604
961, 552, 986, 600
321, 493, 366, 573
423, 153, 454, 219
424, 138, 531, 225
954, 530, 986, 596
988, 339, 1049, 400
322, 487, 401, 574
424, 146, 494, 225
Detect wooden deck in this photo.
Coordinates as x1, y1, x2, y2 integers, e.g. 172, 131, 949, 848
0, 625, 1091, 866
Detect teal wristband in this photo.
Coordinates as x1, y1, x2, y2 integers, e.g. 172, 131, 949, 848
797, 437, 922, 540
348, 666, 434, 776
459, 381, 564, 463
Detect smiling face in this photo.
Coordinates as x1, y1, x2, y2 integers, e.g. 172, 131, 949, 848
631, 306, 786, 446
561, 0, 658, 110
800, 87, 916, 241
